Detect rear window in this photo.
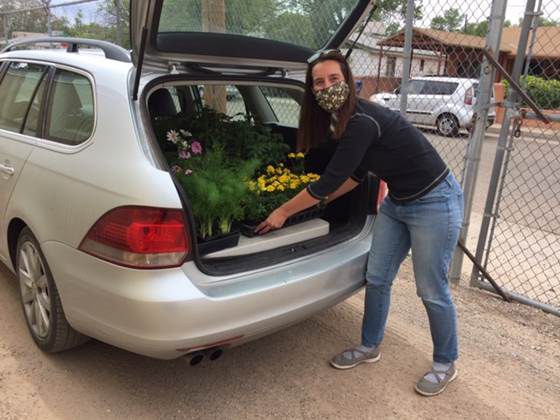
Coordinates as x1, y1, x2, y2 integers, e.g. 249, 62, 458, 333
46, 69, 94, 145
0, 62, 48, 134
157, 0, 362, 50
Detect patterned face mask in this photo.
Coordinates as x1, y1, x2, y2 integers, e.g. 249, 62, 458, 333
314, 81, 350, 113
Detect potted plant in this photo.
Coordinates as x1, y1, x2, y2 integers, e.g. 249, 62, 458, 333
241, 154, 322, 237
165, 128, 260, 254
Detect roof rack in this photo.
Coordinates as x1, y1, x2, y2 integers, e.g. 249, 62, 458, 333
1, 37, 131, 63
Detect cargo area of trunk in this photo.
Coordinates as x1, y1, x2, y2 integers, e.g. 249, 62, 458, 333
143, 75, 376, 275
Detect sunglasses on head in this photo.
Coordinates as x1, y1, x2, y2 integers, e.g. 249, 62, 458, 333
306, 48, 344, 64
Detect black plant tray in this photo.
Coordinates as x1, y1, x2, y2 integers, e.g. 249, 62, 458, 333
197, 230, 240, 255
241, 206, 325, 237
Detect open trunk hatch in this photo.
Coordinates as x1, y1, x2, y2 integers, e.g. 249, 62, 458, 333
131, 0, 374, 73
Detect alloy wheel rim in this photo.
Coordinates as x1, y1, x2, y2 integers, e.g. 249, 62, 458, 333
18, 242, 51, 339
439, 117, 455, 135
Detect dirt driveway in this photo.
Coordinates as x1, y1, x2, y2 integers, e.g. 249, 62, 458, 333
1, 260, 559, 419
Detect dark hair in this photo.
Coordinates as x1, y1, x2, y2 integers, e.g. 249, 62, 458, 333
297, 51, 357, 152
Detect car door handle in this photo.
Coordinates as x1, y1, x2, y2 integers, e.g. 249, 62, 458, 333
0, 163, 15, 176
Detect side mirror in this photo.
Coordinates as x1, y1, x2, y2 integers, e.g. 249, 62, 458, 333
393, 88, 400, 95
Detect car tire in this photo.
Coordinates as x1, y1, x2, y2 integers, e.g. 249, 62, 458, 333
436, 113, 460, 137
16, 227, 88, 353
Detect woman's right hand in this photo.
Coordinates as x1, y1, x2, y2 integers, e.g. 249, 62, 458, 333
255, 207, 289, 235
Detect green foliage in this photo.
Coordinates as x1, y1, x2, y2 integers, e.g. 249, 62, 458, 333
159, 106, 292, 236
175, 149, 260, 237
463, 20, 488, 37
186, 107, 289, 167
430, 8, 464, 32
502, 76, 560, 109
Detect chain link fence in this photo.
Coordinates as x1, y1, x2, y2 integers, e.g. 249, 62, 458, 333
473, 0, 560, 314
348, 0, 495, 184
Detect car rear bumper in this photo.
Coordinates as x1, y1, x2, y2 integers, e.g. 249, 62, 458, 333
42, 228, 372, 359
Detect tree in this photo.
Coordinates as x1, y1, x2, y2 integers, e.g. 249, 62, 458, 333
463, 20, 488, 37
0, 0, 49, 38
430, 8, 464, 32
385, 22, 401, 36
97, 0, 130, 48
537, 17, 558, 27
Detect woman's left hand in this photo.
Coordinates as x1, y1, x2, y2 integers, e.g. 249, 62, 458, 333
255, 207, 289, 235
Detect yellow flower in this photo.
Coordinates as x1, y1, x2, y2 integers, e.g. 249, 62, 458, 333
278, 185, 285, 191
266, 185, 276, 192
276, 167, 283, 175
247, 181, 257, 191
289, 181, 300, 189
260, 185, 268, 192
287, 153, 296, 158
266, 165, 275, 174
300, 175, 310, 183
296, 152, 305, 158
278, 174, 289, 184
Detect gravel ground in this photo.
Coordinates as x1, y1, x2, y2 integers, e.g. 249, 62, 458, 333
1, 259, 559, 419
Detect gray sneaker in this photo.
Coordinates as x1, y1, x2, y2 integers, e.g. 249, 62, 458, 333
330, 346, 381, 370
414, 363, 458, 396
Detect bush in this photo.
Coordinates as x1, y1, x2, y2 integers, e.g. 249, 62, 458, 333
502, 76, 560, 109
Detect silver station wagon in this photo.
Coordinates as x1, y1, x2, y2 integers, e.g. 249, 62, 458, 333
0, 0, 382, 361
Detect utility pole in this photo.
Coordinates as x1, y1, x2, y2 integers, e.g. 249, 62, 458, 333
399, 0, 414, 116
41, 0, 53, 36
3, 14, 9, 44
115, 0, 123, 46
201, 0, 227, 113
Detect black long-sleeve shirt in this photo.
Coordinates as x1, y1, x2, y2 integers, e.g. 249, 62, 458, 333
306, 99, 449, 203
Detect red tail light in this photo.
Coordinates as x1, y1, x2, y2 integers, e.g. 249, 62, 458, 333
79, 206, 191, 269
464, 87, 474, 105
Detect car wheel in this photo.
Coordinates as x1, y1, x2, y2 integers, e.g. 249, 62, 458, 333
16, 227, 88, 352
436, 114, 460, 137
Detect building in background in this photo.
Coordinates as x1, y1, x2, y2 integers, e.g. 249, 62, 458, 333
347, 22, 441, 98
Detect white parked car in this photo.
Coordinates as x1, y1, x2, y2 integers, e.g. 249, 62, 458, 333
0, 0, 380, 361
370, 76, 495, 137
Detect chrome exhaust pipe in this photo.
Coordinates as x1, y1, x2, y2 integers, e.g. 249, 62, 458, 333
206, 347, 224, 361
188, 351, 204, 366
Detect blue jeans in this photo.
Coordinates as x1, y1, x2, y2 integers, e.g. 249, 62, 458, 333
361, 172, 464, 363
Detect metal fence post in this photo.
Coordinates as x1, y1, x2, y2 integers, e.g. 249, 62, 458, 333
399, 0, 414, 115
448, 0, 508, 283
470, 0, 538, 286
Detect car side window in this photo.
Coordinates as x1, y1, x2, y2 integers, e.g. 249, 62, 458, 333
46, 69, 94, 145
22, 72, 49, 137
259, 86, 301, 128
421, 81, 458, 95
407, 80, 425, 95
0, 62, 48, 134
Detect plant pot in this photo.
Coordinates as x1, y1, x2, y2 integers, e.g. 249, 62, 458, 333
241, 206, 325, 237
197, 230, 240, 255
